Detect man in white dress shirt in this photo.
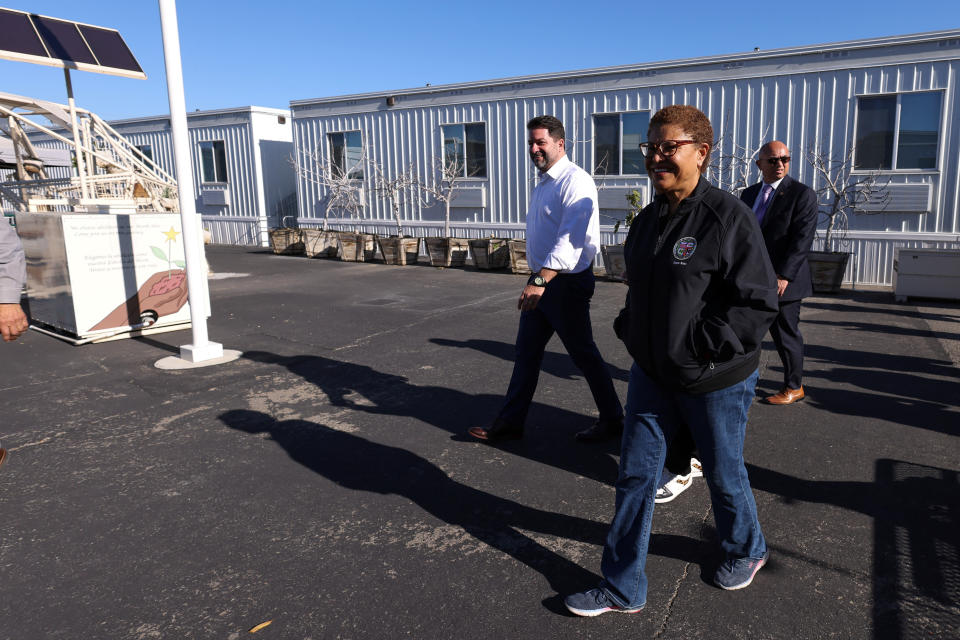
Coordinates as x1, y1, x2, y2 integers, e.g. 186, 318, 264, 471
468, 116, 624, 443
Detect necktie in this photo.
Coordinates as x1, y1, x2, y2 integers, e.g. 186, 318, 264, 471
755, 184, 774, 224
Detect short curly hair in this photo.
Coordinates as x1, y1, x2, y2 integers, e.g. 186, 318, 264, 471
649, 105, 713, 174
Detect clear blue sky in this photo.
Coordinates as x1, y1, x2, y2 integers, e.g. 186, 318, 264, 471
2, 1, 958, 121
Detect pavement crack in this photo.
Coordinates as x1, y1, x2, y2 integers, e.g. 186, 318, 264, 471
653, 506, 712, 639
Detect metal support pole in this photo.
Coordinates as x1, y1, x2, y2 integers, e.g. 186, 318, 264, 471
158, 0, 223, 363
64, 69, 89, 200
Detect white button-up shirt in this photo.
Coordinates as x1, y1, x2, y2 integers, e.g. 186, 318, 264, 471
525, 155, 600, 274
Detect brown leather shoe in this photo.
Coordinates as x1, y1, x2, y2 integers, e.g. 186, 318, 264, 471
468, 419, 524, 442
0, 448, 7, 469
765, 386, 805, 405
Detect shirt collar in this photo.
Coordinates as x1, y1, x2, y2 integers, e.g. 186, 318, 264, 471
540, 154, 571, 180
763, 177, 784, 191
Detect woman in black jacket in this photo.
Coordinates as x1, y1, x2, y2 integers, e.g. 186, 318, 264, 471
564, 105, 779, 617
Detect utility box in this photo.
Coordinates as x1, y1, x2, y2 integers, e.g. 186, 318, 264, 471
893, 248, 960, 302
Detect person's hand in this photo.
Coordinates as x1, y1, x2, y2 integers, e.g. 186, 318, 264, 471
518, 284, 545, 312
0, 302, 29, 342
777, 277, 789, 297
91, 270, 189, 331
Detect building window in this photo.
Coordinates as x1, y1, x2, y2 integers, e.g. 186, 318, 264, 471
441, 123, 487, 178
593, 111, 650, 175
328, 131, 364, 180
854, 91, 941, 170
135, 144, 152, 162
199, 140, 228, 182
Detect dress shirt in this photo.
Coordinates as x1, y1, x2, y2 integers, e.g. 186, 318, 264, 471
525, 155, 600, 274
0, 219, 26, 304
752, 177, 783, 214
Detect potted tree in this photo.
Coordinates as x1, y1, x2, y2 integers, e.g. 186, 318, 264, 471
269, 215, 304, 256
421, 157, 471, 268
599, 190, 641, 281
290, 147, 369, 260
372, 162, 422, 266
806, 146, 890, 293
469, 236, 510, 269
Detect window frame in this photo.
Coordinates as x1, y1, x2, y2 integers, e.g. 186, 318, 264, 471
441, 122, 488, 180
592, 111, 650, 177
327, 130, 365, 181
198, 140, 228, 184
853, 90, 943, 173
134, 144, 153, 163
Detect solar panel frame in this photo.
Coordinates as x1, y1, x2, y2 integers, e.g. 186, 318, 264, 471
0, 8, 146, 80
0, 9, 48, 57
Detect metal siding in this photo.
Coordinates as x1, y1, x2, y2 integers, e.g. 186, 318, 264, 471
292, 52, 960, 284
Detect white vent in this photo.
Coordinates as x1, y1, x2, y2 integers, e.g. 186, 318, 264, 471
451, 185, 486, 208
859, 183, 931, 213
598, 187, 644, 210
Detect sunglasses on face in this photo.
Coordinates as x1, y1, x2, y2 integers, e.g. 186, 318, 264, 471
639, 140, 697, 158
763, 156, 791, 165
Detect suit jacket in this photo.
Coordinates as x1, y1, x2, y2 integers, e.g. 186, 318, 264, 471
741, 175, 818, 301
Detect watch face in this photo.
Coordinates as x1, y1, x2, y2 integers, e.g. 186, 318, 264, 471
534, 276, 546, 286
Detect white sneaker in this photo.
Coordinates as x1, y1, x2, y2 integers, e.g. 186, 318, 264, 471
655, 472, 695, 503
690, 457, 703, 478
655, 457, 702, 504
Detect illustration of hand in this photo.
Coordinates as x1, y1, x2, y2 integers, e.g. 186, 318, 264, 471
91, 270, 189, 332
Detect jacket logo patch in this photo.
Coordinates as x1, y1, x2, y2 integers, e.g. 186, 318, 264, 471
673, 237, 697, 261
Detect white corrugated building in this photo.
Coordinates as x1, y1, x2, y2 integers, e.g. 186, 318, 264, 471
20, 106, 296, 245
290, 30, 960, 286
108, 106, 297, 246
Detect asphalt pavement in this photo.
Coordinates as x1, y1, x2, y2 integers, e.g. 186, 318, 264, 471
1, 245, 958, 639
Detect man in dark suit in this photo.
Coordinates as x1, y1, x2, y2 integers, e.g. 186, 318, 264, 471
741, 141, 818, 405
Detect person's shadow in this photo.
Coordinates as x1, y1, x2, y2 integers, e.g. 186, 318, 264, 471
241, 350, 622, 485
220, 409, 704, 609
220, 409, 603, 596
429, 337, 630, 383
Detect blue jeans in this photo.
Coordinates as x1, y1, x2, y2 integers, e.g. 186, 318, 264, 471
498, 269, 623, 427
600, 363, 766, 608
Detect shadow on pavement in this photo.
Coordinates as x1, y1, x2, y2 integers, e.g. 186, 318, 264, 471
747, 461, 959, 640
219, 409, 707, 608
429, 337, 630, 383
241, 350, 622, 486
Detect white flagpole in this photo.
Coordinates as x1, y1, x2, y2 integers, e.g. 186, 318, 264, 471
158, 0, 223, 363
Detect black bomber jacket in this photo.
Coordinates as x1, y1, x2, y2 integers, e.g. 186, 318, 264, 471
614, 177, 779, 394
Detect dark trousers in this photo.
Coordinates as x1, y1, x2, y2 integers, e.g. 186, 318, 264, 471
769, 299, 804, 389
498, 269, 623, 428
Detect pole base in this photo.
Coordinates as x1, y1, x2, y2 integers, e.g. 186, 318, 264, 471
180, 341, 224, 362
155, 347, 241, 370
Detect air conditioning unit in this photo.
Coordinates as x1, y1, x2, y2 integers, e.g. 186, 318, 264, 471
893, 248, 960, 302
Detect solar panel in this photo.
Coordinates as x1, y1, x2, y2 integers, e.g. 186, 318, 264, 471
0, 8, 145, 79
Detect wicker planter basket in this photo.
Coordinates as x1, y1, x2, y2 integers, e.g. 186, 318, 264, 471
303, 229, 339, 258
508, 239, 531, 274
379, 236, 421, 265
424, 237, 470, 267
809, 251, 850, 293
336, 231, 378, 262
269, 228, 304, 255
468, 238, 510, 270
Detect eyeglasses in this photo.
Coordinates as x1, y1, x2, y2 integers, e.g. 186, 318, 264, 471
639, 140, 698, 158
763, 156, 791, 165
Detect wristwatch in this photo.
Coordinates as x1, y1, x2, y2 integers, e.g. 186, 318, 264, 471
528, 273, 547, 287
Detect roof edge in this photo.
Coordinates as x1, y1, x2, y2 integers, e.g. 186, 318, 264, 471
289, 28, 960, 108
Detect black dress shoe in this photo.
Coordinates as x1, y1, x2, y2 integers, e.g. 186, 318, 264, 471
468, 418, 524, 442
575, 418, 623, 443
